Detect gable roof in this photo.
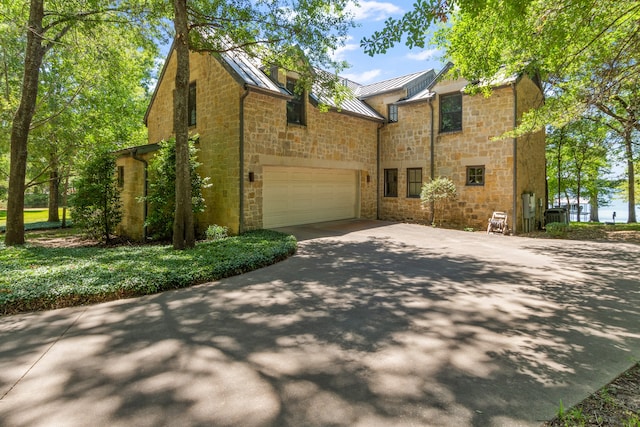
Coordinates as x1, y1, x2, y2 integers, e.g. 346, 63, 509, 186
354, 70, 436, 99
145, 43, 446, 124
215, 51, 384, 121
400, 62, 454, 104
219, 48, 286, 94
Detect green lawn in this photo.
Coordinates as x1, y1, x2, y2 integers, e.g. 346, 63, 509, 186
0, 229, 297, 316
0, 208, 69, 231
569, 221, 640, 231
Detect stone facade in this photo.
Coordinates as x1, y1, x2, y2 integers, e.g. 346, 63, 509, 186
116, 48, 545, 239
242, 89, 379, 230
378, 76, 545, 232
120, 49, 380, 237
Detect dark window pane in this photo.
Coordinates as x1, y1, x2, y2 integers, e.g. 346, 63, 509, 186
286, 78, 305, 125
440, 93, 462, 132
407, 168, 422, 198
384, 169, 398, 197
388, 104, 398, 123
466, 166, 485, 186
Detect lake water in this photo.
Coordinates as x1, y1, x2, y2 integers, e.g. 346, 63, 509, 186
598, 197, 637, 223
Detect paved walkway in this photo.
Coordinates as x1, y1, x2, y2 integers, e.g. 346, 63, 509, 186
1, 220, 639, 427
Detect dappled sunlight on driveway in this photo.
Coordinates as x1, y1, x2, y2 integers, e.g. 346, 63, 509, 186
1, 222, 639, 426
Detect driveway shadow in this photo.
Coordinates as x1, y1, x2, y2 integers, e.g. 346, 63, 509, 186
1, 229, 639, 427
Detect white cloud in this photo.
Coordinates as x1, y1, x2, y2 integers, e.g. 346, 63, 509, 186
331, 36, 360, 61
406, 48, 441, 61
342, 69, 382, 84
346, 1, 404, 21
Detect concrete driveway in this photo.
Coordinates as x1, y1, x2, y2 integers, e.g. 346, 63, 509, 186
1, 220, 639, 427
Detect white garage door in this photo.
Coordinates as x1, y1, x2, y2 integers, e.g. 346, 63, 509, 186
263, 166, 358, 228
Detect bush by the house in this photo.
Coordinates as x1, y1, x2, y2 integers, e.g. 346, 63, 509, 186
206, 224, 228, 240
546, 222, 570, 237
71, 151, 122, 242
420, 177, 457, 226
143, 136, 210, 241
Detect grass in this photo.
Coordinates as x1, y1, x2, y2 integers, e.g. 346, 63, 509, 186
568, 221, 640, 231
0, 229, 297, 316
0, 208, 71, 231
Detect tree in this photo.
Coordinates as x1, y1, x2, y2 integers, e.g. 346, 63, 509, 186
547, 117, 618, 222
420, 177, 457, 226
22, 20, 156, 223
361, 0, 639, 223
167, 0, 355, 248
71, 151, 121, 243
5, 0, 48, 245
595, 88, 640, 223
145, 137, 209, 241
3, 0, 160, 245
172, 0, 192, 249
362, 1, 639, 122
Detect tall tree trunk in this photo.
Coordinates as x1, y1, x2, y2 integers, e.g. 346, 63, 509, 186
589, 191, 599, 222
172, 0, 194, 249
626, 130, 636, 222
575, 174, 581, 222
48, 163, 60, 222
6, 0, 46, 246
61, 168, 70, 228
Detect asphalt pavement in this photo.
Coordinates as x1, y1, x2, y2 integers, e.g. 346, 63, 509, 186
1, 220, 639, 426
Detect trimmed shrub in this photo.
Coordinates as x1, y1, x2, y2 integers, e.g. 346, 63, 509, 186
421, 177, 457, 226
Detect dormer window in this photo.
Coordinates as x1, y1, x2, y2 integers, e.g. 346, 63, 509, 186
286, 77, 305, 125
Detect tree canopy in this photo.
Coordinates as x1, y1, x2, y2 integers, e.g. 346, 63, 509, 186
362, 0, 639, 128
1, 0, 162, 245
168, 0, 356, 248
362, 0, 639, 222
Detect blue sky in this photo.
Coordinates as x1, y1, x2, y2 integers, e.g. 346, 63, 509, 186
336, 0, 446, 84
157, 2, 444, 85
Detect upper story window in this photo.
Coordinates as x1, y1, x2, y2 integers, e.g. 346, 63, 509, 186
188, 81, 196, 127
384, 168, 398, 197
286, 77, 305, 125
388, 104, 398, 123
117, 166, 124, 188
466, 166, 485, 186
407, 168, 422, 198
440, 92, 462, 133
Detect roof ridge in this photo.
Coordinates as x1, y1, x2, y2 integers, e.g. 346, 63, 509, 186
358, 69, 432, 89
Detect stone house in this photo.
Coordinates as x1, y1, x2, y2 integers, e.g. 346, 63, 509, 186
116, 47, 545, 240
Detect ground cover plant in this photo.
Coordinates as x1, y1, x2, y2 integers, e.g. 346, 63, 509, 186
0, 229, 296, 315
537, 222, 640, 243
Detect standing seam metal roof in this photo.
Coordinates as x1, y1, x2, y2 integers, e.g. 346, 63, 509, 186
218, 49, 383, 120
220, 49, 286, 95
354, 70, 434, 98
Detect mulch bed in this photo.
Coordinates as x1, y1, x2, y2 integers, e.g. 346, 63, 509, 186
544, 363, 640, 426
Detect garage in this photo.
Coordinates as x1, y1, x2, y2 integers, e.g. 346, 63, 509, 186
262, 166, 358, 228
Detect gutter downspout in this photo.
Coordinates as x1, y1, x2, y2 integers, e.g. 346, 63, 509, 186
239, 86, 250, 234
512, 83, 518, 235
131, 148, 148, 240
428, 97, 435, 224
376, 122, 384, 220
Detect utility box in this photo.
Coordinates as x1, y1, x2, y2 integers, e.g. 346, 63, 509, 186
544, 208, 569, 225
521, 193, 537, 233
522, 193, 536, 219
